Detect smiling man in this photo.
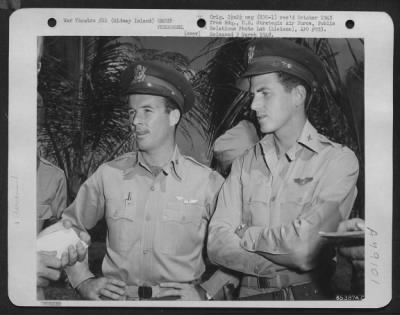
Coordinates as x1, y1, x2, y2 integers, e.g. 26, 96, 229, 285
207, 38, 360, 300
62, 61, 224, 300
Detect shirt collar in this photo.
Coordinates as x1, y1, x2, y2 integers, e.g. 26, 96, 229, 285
136, 145, 183, 181
296, 120, 321, 153
166, 146, 183, 181
258, 120, 320, 162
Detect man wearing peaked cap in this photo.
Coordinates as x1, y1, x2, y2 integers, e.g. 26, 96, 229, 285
61, 60, 231, 300
208, 38, 360, 300
242, 38, 328, 88
120, 60, 195, 114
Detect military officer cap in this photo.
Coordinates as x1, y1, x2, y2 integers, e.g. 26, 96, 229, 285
242, 38, 328, 92
120, 60, 195, 114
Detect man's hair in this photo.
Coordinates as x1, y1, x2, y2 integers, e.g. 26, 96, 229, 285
276, 72, 311, 109
163, 97, 182, 128
164, 98, 179, 113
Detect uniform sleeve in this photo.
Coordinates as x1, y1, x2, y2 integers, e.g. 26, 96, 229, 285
207, 157, 277, 277
213, 120, 259, 171
63, 165, 107, 288
239, 148, 359, 271
52, 172, 67, 219
204, 170, 225, 220
200, 171, 241, 298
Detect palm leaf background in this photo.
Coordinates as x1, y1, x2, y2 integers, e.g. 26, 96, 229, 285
38, 37, 137, 200
38, 36, 208, 201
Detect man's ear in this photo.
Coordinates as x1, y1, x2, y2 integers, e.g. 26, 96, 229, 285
292, 84, 307, 107
169, 109, 181, 127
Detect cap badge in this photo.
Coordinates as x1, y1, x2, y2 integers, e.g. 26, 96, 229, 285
248, 46, 255, 64
133, 64, 147, 83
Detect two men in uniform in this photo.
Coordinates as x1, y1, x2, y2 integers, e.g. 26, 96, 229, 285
40, 38, 360, 301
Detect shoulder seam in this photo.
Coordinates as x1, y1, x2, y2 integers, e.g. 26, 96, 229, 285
40, 159, 64, 173
183, 155, 214, 171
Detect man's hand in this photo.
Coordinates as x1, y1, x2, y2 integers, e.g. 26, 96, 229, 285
37, 251, 62, 287
61, 219, 91, 266
158, 282, 207, 301
337, 218, 365, 271
337, 218, 365, 233
77, 277, 127, 300
37, 220, 91, 288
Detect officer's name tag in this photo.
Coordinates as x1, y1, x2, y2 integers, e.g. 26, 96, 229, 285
7, 7, 393, 309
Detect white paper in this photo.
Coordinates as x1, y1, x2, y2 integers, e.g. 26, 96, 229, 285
37, 226, 88, 259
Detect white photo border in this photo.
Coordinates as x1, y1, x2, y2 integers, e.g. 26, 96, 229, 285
8, 8, 393, 308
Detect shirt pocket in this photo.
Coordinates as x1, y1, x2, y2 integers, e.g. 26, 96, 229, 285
244, 183, 271, 226
280, 182, 314, 223
157, 201, 204, 256
105, 198, 139, 256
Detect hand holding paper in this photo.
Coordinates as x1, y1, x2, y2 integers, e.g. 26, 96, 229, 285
37, 220, 89, 259
37, 220, 91, 287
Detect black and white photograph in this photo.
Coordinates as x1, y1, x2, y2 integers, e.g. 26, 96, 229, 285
7, 9, 393, 308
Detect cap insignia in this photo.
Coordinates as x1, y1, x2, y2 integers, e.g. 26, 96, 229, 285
248, 46, 256, 64
133, 64, 147, 83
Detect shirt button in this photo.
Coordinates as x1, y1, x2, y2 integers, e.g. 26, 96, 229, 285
145, 214, 151, 221
150, 186, 155, 191
271, 196, 276, 202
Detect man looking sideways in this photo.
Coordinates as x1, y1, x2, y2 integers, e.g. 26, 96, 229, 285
62, 61, 224, 300
208, 38, 359, 300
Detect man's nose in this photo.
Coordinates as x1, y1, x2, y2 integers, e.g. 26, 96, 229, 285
250, 95, 262, 112
132, 112, 141, 126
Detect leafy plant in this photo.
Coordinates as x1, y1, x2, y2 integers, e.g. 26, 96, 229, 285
38, 37, 205, 201
39, 36, 138, 199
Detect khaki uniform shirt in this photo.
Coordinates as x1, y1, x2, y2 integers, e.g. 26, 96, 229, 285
64, 147, 224, 288
37, 157, 67, 231
208, 120, 359, 279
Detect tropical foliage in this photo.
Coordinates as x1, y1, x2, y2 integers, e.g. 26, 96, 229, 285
38, 37, 207, 201
38, 37, 137, 200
